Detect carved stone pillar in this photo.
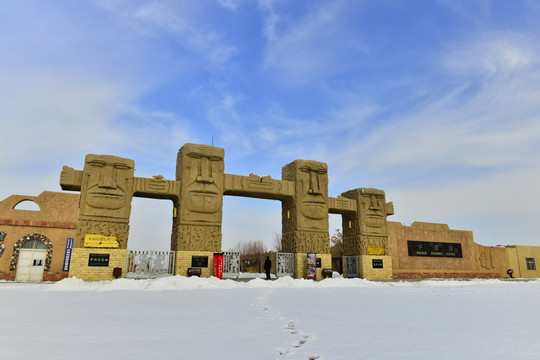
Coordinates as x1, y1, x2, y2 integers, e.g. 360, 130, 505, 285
63, 154, 135, 248
341, 188, 394, 256
172, 143, 224, 252
281, 160, 330, 254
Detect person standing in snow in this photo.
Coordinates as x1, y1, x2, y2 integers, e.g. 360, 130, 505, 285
264, 256, 272, 280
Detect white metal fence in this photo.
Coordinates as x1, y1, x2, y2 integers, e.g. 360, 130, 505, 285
223, 251, 240, 279
275, 252, 294, 277
126, 250, 176, 279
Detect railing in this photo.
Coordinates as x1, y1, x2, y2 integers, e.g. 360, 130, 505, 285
223, 251, 240, 279
276, 252, 294, 277
126, 250, 176, 279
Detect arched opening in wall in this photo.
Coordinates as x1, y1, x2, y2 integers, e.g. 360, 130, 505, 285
13, 234, 52, 282
329, 213, 344, 274
13, 200, 40, 211
128, 197, 173, 251
222, 196, 281, 273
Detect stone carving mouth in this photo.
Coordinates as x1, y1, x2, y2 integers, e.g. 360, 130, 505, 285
366, 211, 383, 218
304, 200, 326, 205
89, 191, 123, 198
190, 189, 218, 195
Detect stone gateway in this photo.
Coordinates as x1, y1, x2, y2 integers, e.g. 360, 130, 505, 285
0, 142, 539, 281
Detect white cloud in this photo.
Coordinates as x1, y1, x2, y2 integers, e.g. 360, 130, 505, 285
95, 0, 238, 64
259, 0, 368, 85
443, 32, 535, 78
325, 29, 540, 245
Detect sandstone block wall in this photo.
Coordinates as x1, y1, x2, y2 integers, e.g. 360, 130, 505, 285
358, 255, 392, 280
69, 248, 128, 281
388, 221, 508, 279
293, 253, 331, 280
175, 251, 214, 278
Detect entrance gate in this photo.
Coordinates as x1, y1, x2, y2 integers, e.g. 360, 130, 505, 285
276, 252, 294, 277
15, 249, 46, 282
223, 251, 240, 279
126, 250, 176, 279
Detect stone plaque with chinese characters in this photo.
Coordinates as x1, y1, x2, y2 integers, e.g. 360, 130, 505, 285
88, 253, 110, 267
407, 241, 463, 258
191, 256, 209, 268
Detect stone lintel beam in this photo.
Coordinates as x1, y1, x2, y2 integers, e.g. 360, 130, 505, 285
328, 196, 357, 215
132, 176, 180, 204
60, 166, 83, 191
223, 173, 294, 200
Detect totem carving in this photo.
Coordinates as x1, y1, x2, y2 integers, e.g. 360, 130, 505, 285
341, 188, 394, 255
281, 160, 330, 253
61, 154, 135, 248
172, 143, 225, 252
59, 144, 393, 258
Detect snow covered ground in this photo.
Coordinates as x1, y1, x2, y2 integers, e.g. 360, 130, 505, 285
1, 277, 539, 360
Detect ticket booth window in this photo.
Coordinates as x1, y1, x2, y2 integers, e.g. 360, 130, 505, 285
526, 258, 536, 271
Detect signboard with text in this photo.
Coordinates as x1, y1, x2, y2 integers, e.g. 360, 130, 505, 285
212, 253, 224, 279
191, 256, 209, 268
407, 241, 463, 258
62, 238, 74, 271
84, 234, 119, 248
88, 253, 110, 267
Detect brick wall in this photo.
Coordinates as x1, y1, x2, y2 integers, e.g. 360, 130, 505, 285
175, 251, 214, 277
293, 253, 332, 280
359, 255, 393, 280
68, 248, 128, 281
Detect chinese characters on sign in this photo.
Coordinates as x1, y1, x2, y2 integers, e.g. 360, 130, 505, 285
62, 237, 74, 271
407, 241, 463, 258
88, 253, 110, 267
191, 256, 209, 268
84, 234, 119, 248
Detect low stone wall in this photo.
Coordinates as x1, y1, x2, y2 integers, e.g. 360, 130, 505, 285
68, 248, 128, 281
175, 251, 214, 277
358, 255, 393, 280
293, 253, 332, 280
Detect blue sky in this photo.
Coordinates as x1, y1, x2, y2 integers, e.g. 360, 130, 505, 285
1, 0, 540, 251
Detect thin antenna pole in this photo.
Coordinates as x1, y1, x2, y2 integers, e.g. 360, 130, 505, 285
212, 136, 214, 146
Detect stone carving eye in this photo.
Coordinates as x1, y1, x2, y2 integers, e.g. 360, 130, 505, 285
114, 164, 132, 170
188, 152, 203, 159
88, 161, 105, 167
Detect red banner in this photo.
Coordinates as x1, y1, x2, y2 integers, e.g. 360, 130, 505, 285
213, 253, 224, 279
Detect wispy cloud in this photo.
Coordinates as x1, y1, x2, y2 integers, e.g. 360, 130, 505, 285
95, 0, 238, 64
259, 0, 368, 85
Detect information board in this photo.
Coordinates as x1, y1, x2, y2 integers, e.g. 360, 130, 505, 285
84, 234, 119, 248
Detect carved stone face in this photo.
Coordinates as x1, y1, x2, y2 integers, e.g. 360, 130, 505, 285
81, 154, 134, 218
178, 144, 224, 221
359, 188, 387, 230
296, 160, 328, 221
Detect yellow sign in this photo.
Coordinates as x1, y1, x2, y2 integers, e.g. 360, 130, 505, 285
368, 245, 385, 255
84, 234, 119, 248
